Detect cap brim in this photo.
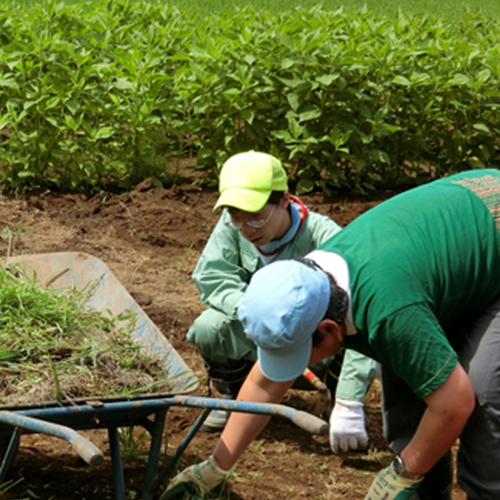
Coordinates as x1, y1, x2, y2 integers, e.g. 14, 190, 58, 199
257, 337, 312, 382
214, 188, 270, 212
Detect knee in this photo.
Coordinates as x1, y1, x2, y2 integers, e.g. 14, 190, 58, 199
187, 308, 243, 359
187, 311, 225, 349
187, 308, 256, 365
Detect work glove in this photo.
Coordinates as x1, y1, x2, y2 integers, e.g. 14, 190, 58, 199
329, 398, 368, 453
161, 455, 229, 500
364, 459, 423, 500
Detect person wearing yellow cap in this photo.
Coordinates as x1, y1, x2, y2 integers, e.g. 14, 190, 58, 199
187, 151, 377, 442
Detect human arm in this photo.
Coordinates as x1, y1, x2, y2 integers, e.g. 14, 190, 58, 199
364, 306, 476, 473
399, 362, 475, 474
364, 363, 475, 499
192, 214, 258, 318
213, 362, 294, 469
163, 363, 293, 496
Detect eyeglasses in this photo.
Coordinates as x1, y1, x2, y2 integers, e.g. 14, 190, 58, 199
225, 205, 276, 230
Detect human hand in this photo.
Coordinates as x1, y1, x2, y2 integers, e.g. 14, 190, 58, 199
329, 398, 368, 453
364, 460, 422, 500
161, 456, 229, 500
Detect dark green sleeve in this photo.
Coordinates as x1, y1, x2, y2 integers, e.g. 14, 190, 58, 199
347, 303, 458, 399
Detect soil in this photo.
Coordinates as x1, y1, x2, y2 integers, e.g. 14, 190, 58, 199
0, 180, 466, 500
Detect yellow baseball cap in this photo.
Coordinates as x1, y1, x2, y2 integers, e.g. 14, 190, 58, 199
213, 151, 288, 212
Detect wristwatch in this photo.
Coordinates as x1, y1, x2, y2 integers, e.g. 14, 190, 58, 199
392, 455, 424, 481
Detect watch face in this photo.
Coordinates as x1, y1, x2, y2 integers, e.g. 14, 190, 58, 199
393, 456, 404, 476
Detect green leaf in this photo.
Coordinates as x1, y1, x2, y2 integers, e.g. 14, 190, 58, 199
447, 74, 472, 87
243, 55, 255, 65
289, 118, 304, 139
372, 150, 391, 164
287, 93, 301, 112
190, 46, 211, 58
94, 127, 115, 140
296, 179, 316, 195
65, 99, 80, 115
299, 105, 322, 122
316, 74, 339, 86
169, 53, 191, 61
281, 58, 295, 69
0, 350, 20, 362
467, 156, 486, 169
114, 78, 134, 90
358, 104, 372, 119
17, 171, 36, 178
223, 88, 240, 98
44, 97, 61, 112
392, 75, 411, 86
473, 123, 491, 134
355, 159, 367, 172
65, 115, 78, 131
45, 117, 59, 127
478, 144, 491, 161
0, 116, 10, 130
271, 129, 294, 142
0, 78, 19, 90
278, 76, 306, 89
241, 109, 255, 125
326, 128, 352, 149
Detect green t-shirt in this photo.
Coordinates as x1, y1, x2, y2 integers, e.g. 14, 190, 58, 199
320, 169, 500, 399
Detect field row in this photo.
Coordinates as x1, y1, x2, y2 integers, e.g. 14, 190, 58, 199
1, 0, 499, 193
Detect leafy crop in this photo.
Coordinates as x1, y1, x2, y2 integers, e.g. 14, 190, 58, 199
1, 1, 500, 194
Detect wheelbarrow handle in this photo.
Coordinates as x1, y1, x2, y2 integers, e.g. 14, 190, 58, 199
0, 411, 104, 466
169, 396, 329, 435
289, 409, 328, 435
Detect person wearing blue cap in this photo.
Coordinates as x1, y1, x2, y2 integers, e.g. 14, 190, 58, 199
187, 150, 377, 440
164, 168, 500, 500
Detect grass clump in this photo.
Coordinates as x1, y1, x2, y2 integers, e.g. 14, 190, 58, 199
0, 263, 172, 407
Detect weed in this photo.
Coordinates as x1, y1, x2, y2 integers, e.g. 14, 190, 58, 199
118, 427, 150, 460
0, 478, 24, 496
171, 242, 194, 269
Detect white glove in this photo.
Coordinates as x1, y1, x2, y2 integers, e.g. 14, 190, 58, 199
364, 459, 422, 500
162, 455, 229, 499
329, 398, 368, 453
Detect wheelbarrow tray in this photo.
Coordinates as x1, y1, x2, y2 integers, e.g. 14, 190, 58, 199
3, 251, 199, 399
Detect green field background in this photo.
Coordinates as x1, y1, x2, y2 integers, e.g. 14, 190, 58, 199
2, 0, 499, 193
9, 0, 500, 19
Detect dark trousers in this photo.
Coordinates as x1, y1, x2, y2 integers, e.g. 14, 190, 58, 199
380, 296, 500, 500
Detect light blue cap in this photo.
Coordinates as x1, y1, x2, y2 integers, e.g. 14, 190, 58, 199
238, 260, 330, 382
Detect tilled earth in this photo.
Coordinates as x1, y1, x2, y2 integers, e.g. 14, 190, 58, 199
0, 181, 466, 499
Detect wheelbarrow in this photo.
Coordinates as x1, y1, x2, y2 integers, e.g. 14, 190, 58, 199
0, 252, 328, 500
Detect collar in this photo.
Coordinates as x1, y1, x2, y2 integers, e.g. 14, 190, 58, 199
306, 250, 357, 336
256, 195, 309, 260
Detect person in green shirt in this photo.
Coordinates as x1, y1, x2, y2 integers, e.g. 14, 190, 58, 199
187, 151, 377, 446
166, 168, 500, 500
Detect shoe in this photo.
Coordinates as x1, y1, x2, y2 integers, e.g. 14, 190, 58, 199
200, 408, 230, 433
200, 359, 253, 433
